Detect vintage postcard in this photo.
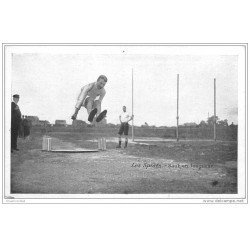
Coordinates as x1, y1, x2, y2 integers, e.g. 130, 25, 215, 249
2, 43, 248, 204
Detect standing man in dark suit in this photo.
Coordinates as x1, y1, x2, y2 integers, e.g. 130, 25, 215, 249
11, 94, 22, 152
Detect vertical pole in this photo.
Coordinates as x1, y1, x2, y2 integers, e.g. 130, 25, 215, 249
132, 68, 134, 141
177, 74, 179, 141
214, 78, 216, 141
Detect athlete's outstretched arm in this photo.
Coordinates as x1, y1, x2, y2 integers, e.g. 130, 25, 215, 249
71, 83, 94, 120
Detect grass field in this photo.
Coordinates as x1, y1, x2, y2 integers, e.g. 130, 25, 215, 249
10, 130, 237, 194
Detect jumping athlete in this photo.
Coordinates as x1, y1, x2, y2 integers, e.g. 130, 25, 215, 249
71, 75, 108, 123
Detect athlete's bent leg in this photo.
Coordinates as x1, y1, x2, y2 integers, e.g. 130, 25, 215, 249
93, 100, 101, 116
85, 97, 95, 115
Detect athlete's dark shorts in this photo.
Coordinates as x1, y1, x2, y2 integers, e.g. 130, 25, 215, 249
118, 122, 129, 136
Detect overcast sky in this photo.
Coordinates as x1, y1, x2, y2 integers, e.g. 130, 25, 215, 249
11, 53, 238, 126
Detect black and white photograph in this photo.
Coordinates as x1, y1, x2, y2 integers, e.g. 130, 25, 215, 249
1, 1, 250, 250
2, 43, 247, 203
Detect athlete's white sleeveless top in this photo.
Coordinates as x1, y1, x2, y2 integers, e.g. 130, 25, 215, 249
83, 82, 105, 100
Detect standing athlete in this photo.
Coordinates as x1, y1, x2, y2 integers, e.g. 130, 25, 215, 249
117, 106, 134, 148
71, 75, 108, 123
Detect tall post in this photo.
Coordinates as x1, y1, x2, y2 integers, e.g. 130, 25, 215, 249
176, 74, 179, 141
214, 78, 216, 141
132, 68, 134, 141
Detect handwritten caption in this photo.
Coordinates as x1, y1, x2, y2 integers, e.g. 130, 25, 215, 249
131, 162, 213, 170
